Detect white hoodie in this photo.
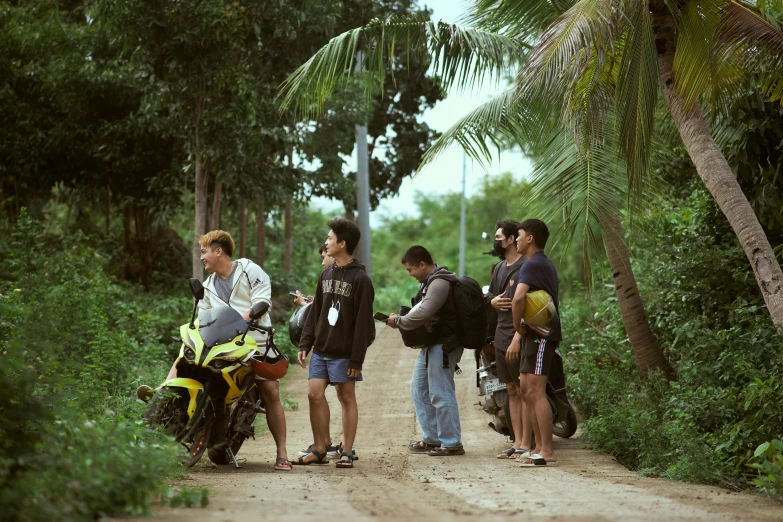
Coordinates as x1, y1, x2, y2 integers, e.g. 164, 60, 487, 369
199, 258, 272, 343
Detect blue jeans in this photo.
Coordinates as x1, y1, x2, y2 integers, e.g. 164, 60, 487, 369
410, 344, 464, 449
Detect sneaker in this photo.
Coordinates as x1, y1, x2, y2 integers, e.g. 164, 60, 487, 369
409, 440, 441, 454
299, 441, 339, 457
136, 385, 154, 402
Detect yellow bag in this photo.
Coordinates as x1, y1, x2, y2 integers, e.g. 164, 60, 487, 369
522, 290, 558, 337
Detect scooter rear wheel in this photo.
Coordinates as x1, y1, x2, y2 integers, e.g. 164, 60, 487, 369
552, 405, 578, 439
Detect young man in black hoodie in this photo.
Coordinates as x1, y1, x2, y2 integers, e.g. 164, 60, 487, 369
296, 218, 374, 468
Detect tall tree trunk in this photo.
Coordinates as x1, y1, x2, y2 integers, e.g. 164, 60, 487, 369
193, 148, 208, 281
256, 195, 266, 267
239, 198, 247, 258
599, 211, 676, 379
344, 200, 355, 221
653, 9, 783, 327
284, 197, 293, 275
209, 181, 222, 231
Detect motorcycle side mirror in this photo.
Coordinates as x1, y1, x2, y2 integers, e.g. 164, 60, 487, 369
189, 278, 205, 301
249, 301, 269, 321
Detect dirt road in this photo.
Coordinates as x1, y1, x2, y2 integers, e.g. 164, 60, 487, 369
133, 326, 782, 522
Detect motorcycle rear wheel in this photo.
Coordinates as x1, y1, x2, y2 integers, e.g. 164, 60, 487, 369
552, 404, 578, 439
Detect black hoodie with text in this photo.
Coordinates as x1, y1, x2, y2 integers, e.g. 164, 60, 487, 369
299, 260, 375, 370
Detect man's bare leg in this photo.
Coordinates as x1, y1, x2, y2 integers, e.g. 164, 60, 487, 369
259, 380, 288, 460
506, 382, 530, 450
524, 373, 555, 461
520, 374, 543, 455
304, 378, 330, 463
335, 381, 357, 464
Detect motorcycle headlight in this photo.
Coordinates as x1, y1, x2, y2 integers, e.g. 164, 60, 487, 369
183, 346, 196, 362
208, 359, 229, 372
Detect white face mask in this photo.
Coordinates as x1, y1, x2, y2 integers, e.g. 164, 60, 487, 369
328, 300, 341, 326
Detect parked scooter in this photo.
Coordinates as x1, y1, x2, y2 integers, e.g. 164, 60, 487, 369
144, 279, 288, 468
476, 342, 577, 440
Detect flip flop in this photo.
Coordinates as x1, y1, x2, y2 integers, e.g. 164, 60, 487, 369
496, 448, 516, 459
519, 454, 558, 467
274, 457, 293, 471
511, 448, 532, 460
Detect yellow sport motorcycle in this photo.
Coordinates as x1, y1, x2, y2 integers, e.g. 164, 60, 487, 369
144, 279, 288, 468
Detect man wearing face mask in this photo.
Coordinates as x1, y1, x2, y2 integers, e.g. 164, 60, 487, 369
485, 220, 532, 460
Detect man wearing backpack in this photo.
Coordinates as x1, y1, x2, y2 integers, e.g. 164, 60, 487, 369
384, 246, 466, 456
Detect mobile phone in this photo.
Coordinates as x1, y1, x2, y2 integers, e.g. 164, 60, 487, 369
374, 312, 390, 321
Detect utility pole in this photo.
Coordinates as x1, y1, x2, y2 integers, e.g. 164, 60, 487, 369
355, 52, 371, 275
459, 150, 467, 277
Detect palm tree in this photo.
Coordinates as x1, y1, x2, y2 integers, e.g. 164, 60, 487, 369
278, 10, 678, 377
279, 1, 783, 374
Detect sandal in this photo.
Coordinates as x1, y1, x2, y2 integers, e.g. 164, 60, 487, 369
274, 457, 293, 471
292, 449, 328, 465
496, 448, 516, 459
409, 440, 440, 454
335, 451, 355, 468
427, 446, 465, 456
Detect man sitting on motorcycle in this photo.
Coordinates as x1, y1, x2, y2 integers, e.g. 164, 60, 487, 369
139, 230, 292, 470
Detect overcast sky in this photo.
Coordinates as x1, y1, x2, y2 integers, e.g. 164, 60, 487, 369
312, 0, 533, 226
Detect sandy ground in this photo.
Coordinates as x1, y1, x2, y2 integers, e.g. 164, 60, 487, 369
121, 325, 782, 522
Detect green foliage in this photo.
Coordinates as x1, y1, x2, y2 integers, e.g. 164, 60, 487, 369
563, 191, 783, 492
749, 439, 783, 500
0, 210, 202, 522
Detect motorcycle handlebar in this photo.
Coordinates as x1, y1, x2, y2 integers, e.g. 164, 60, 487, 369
249, 323, 274, 335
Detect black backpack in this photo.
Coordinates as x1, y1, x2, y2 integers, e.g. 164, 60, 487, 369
450, 276, 488, 349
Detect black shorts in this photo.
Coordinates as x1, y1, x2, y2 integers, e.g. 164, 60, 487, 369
494, 346, 520, 384
520, 335, 559, 377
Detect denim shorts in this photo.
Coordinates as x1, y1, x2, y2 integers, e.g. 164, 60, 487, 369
308, 353, 363, 384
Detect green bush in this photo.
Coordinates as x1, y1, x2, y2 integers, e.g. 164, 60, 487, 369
749, 440, 783, 500
0, 211, 203, 521
563, 190, 783, 492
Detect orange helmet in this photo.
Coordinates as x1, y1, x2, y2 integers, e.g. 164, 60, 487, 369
250, 341, 290, 380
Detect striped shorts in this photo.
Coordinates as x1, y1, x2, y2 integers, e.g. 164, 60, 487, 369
520, 335, 559, 377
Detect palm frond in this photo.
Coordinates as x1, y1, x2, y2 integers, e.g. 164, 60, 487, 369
616, 1, 658, 200
278, 15, 526, 118
523, 124, 627, 283
418, 82, 559, 170
672, 0, 722, 110
716, 0, 783, 101
466, 0, 570, 41
518, 0, 622, 98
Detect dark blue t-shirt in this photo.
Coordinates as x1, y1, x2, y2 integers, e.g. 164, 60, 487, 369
517, 251, 561, 341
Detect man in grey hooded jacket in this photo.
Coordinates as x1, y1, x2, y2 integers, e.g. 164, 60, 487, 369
385, 245, 465, 456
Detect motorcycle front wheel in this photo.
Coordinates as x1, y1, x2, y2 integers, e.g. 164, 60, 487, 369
208, 386, 261, 465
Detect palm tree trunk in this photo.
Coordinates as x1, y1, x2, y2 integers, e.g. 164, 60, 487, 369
239, 198, 247, 258
654, 10, 783, 327
599, 211, 676, 379
284, 197, 293, 275
256, 195, 266, 267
